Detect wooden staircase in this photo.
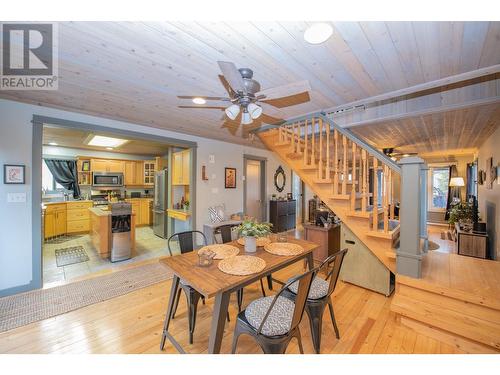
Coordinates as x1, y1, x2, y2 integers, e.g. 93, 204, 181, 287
258, 116, 400, 273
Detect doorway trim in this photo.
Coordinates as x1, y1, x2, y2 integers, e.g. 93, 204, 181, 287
30, 114, 198, 293
243, 154, 267, 222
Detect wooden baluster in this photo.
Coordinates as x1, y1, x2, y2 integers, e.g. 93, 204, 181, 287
333, 130, 338, 195
372, 157, 379, 230
361, 149, 367, 212
303, 119, 308, 165
390, 169, 395, 220
311, 118, 316, 166
290, 123, 296, 152
325, 122, 330, 180
295, 122, 300, 154
342, 135, 347, 195
350, 142, 357, 211
384, 165, 390, 232
318, 119, 323, 179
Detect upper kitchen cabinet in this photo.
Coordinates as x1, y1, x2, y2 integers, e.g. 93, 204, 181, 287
124, 161, 144, 186
172, 149, 190, 185
143, 160, 156, 185
91, 159, 124, 173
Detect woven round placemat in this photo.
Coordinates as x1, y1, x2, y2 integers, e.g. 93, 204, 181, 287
264, 242, 304, 256
218, 255, 266, 276
236, 237, 271, 247
198, 244, 239, 260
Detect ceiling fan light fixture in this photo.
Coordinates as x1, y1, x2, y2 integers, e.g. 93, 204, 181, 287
304, 23, 333, 44
192, 97, 206, 105
241, 111, 253, 125
225, 104, 240, 120
247, 103, 263, 119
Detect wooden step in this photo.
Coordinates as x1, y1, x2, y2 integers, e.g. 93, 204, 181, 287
301, 163, 318, 171
346, 206, 380, 219
286, 151, 303, 159
312, 178, 332, 184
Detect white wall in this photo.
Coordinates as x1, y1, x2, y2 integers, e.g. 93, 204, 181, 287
477, 126, 500, 260
0, 98, 290, 294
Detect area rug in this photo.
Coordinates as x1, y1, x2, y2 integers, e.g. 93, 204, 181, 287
0, 262, 173, 333
55, 246, 89, 267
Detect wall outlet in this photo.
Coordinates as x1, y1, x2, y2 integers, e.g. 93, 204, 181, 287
7, 192, 26, 203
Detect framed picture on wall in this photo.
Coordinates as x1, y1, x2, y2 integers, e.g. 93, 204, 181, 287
225, 167, 236, 188
4, 164, 25, 184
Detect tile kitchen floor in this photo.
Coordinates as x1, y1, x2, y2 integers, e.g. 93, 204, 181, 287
42, 226, 171, 286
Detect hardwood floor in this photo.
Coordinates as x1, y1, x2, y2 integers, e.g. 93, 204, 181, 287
0, 261, 463, 354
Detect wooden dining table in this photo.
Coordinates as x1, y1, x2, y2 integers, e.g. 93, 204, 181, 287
159, 237, 318, 354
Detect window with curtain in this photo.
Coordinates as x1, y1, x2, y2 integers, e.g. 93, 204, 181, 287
42, 161, 65, 192
428, 167, 450, 211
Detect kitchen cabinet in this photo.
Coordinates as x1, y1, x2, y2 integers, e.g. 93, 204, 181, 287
66, 201, 92, 234
124, 161, 144, 186
90, 159, 124, 173
44, 203, 67, 239
144, 160, 156, 185
140, 199, 152, 225
172, 149, 190, 185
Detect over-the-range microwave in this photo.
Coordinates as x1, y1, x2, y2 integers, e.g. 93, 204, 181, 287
92, 172, 124, 187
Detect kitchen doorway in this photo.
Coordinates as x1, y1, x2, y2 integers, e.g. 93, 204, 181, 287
33, 115, 197, 289
243, 155, 267, 222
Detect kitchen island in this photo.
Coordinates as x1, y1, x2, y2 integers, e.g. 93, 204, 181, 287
89, 207, 136, 259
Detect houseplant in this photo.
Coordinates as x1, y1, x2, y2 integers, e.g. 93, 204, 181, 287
447, 202, 478, 230
236, 219, 272, 252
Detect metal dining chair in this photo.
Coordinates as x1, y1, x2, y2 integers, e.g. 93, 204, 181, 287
231, 267, 317, 354
165, 230, 229, 345
282, 248, 348, 354
213, 224, 268, 312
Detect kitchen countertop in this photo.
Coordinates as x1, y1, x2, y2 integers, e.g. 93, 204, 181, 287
89, 206, 136, 216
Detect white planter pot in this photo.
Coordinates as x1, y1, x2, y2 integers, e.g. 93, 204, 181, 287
244, 236, 257, 253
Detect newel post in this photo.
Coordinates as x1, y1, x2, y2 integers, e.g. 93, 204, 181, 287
397, 157, 427, 278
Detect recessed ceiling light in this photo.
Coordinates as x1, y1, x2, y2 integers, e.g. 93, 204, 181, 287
48, 142, 58, 146
86, 135, 128, 148
304, 23, 333, 44
192, 97, 206, 105
106, 147, 114, 150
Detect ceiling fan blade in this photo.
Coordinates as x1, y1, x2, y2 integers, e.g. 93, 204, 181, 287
259, 102, 287, 119
256, 80, 311, 101
178, 105, 225, 110
218, 74, 236, 97
260, 91, 311, 108
177, 95, 230, 101
217, 61, 246, 94
260, 113, 285, 125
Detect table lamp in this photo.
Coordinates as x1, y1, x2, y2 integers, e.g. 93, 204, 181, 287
449, 177, 465, 202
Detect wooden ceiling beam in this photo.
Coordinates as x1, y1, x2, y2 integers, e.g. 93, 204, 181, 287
324, 64, 500, 115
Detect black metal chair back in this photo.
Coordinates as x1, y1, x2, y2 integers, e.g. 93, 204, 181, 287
319, 248, 348, 298
257, 267, 317, 335
214, 224, 234, 244
167, 230, 207, 256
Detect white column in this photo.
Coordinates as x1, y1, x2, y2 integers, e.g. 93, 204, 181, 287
397, 157, 426, 278
420, 165, 429, 253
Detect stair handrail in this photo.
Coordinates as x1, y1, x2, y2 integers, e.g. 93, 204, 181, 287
256, 111, 401, 174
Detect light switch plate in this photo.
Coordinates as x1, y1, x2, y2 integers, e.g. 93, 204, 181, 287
211, 187, 219, 194
7, 192, 26, 203
209, 154, 215, 164
211, 174, 216, 180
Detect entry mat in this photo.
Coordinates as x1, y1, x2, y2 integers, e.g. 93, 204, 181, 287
55, 246, 89, 267
0, 262, 173, 333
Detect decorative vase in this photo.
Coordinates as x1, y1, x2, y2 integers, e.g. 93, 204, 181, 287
244, 236, 257, 253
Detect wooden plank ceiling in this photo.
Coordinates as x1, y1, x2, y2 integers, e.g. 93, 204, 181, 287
349, 102, 500, 155
1, 21, 499, 150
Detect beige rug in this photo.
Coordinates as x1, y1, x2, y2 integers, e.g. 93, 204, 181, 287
0, 262, 173, 333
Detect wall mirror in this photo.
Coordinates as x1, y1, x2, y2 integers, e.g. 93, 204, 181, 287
274, 166, 286, 192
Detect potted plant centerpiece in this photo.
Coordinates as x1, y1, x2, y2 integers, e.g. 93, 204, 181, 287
448, 201, 478, 231
236, 219, 272, 253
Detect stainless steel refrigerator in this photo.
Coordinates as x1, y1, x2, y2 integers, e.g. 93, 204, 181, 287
153, 169, 168, 238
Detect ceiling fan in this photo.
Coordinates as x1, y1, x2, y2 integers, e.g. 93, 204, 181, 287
178, 61, 311, 134
383, 148, 418, 159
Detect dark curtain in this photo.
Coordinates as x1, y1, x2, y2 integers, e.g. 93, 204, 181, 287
44, 159, 80, 198
444, 165, 458, 221
466, 163, 473, 197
